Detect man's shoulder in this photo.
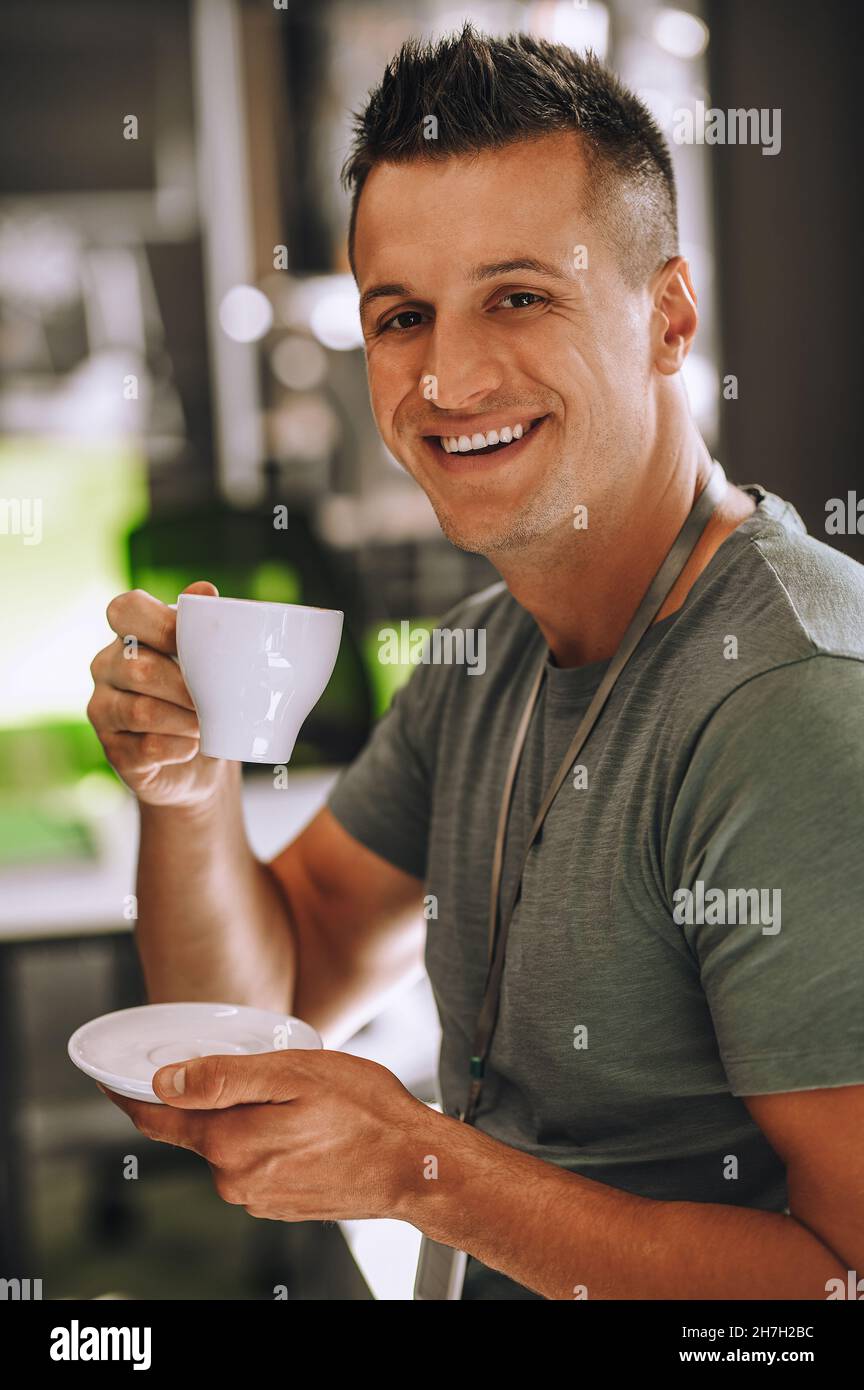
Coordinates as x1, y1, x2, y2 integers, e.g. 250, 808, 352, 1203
671, 484, 864, 765
727, 488, 864, 661
642, 487, 864, 767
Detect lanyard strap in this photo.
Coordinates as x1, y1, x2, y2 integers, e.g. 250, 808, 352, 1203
460, 460, 728, 1125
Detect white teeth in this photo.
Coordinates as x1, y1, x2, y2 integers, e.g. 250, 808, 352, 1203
438, 419, 537, 452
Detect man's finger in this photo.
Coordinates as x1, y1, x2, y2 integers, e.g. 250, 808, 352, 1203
97, 1082, 209, 1153
181, 581, 220, 596
152, 1050, 322, 1109
104, 580, 218, 655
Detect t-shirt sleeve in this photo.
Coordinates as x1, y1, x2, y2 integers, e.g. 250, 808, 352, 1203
325, 660, 437, 881
664, 654, 864, 1096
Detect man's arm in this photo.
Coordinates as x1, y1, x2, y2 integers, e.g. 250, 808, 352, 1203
396, 1084, 863, 1299
89, 585, 426, 1043
266, 806, 427, 1044
137, 791, 426, 1045
135, 760, 293, 1014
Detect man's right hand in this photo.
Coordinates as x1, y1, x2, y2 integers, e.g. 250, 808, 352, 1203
88, 580, 229, 808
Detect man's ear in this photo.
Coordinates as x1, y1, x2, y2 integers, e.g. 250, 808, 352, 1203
651, 255, 698, 375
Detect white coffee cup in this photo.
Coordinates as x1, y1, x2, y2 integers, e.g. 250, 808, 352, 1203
175, 594, 343, 764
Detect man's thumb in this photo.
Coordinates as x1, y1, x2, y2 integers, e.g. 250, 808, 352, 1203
152, 1052, 302, 1108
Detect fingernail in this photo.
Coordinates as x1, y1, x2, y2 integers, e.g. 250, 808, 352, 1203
164, 1066, 186, 1095
95, 1082, 107, 1095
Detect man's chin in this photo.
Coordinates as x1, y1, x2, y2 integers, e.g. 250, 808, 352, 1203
434, 510, 540, 557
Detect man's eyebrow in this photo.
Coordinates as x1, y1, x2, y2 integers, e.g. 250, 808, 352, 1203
358, 258, 570, 317
358, 283, 412, 316
467, 257, 570, 283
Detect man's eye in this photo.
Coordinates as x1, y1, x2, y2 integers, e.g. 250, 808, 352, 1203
381, 310, 426, 333
497, 292, 546, 310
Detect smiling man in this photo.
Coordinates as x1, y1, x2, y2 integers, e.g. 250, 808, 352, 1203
88, 27, 864, 1301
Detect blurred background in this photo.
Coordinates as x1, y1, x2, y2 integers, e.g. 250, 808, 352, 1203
0, 0, 859, 1300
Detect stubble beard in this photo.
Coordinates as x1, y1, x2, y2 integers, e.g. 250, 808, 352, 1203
425, 458, 578, 558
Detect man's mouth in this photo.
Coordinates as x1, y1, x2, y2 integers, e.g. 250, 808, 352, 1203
425, 414, 549, 462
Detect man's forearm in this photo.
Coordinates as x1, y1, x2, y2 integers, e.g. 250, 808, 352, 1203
397, 1110, 846, 1300
135, 762, 297, 1012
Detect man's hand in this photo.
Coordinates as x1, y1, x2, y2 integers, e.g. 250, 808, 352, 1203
98, 1049, 430, 1222
87, 579, 228, 809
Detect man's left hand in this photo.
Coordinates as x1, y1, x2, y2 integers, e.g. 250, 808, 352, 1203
98, 1049, 429, 1222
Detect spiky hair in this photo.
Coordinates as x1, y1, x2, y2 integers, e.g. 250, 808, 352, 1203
341, 22, 679, 286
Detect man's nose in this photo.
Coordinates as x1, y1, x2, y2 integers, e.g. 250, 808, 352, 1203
422, 316, 504, 411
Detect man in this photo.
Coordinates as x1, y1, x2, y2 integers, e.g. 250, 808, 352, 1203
87, 28, 864, 1300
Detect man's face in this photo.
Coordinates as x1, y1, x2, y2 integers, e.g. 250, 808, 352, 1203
354, 131, 657, 556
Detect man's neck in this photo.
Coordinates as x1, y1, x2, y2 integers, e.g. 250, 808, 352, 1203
491, 444, 757, 670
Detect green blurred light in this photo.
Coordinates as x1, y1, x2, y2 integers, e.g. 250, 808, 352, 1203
362, 618, 438, 720
0, 437, 148, 728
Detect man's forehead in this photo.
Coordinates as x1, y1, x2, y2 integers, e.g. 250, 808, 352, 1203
353, 136, 596, 286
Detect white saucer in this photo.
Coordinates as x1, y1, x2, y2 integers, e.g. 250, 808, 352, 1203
68, 1002, 322, 1103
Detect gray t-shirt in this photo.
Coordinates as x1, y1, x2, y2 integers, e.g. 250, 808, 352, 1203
326, 483, 864, 1299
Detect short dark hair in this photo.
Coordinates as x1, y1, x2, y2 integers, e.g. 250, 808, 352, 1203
341, 23, 679, 287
